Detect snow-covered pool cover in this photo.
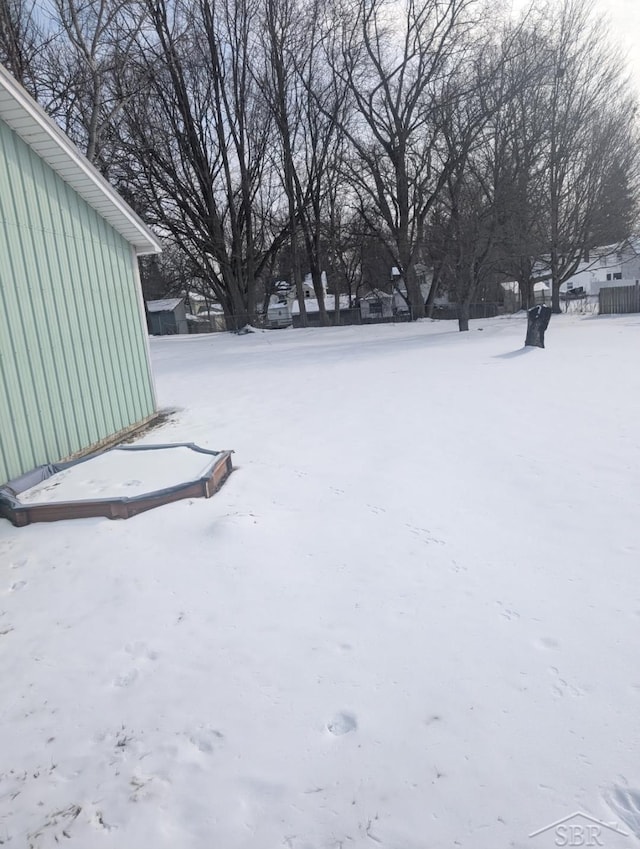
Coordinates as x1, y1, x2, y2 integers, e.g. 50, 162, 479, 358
17, 446, 217, 504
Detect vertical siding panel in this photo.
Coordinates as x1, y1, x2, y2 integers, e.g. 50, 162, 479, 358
37, 157, 89, 453
54, 175, 100, 444
16, 137, 74, 455
12, 132, 66, 458
71, 197, 120, 437
0, 193, 36, 476
0, 237, 32, 475
63, 185, 103, 443
0, 114, 156, 485
88, 207, 135, 429
130, 247, 157, 415
0, 127, 52, 466
0, 367, 15, 479
17, 136, 76, 457
101, 222, 143, 423
125, 247, 156, 417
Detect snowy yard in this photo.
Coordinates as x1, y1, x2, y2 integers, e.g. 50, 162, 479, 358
2, 314, 640, 849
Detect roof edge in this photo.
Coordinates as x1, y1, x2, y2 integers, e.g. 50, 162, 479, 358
0, 63, 161, 255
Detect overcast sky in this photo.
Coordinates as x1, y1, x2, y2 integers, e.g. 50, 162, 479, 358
578, 0, 640, 92
511, 0, 640, 96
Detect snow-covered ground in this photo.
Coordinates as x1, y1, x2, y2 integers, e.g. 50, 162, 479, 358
1, 314, 640, 849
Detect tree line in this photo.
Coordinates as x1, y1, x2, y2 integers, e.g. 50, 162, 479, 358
2, 0, 639, 331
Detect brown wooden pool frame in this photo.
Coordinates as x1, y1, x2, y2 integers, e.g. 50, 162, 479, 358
0, 444, 233, 527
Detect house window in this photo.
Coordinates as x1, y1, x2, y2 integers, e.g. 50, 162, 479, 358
613, 272, 622, 280
369, 301, 383, 316
606, 274, 612, 281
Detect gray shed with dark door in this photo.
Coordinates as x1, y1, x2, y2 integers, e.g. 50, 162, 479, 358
146, 298, 189, 335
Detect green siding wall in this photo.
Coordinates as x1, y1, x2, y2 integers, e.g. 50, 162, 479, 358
0, 117, 156, 485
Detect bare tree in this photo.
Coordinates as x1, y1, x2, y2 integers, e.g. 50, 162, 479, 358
0, 0, 49, 96
259, 0, 351, 326
431, 53, 501, 329
489, 16, 549, 311
538, 0, 639, 312
259, 0, 311, 324
117, 0, 286, 328
425, 16, 538, 330
320, 0, 480, 319
45, 0, 138, 167
1, 0, 37, 84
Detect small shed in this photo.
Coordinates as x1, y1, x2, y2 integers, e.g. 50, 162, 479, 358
360, 291, 394, 320
147, 298, 189, 335
0, 63, 161, 486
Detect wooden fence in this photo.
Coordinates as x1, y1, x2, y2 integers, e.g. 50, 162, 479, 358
599, 284, 640, 315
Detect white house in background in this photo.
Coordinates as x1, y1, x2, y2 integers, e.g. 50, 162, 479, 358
184, 291, 207, 314
501, 280, 551, 307
560, 239, 640, 295
500, 239, 640, 309
272, 272, 329, 312
301, 271, 328, 299
197, 304, 226, 332
291, 294, 351, 326
390, 264, 438, 310
360, 290, 394, 320
291, 295, 350, 315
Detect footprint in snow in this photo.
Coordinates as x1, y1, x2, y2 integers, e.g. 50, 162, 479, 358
548, 666, 584, 698
114, 669, 139, 688
496, 601, 520, 620
186, 727, 224, 754
604, 785, 640, 838
125, 642, 158, 661
327, 712, 357, 736
113, 643, 158, 687
535, 636, 560, 650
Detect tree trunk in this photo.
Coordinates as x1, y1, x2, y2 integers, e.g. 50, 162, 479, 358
458, 301, 470, 331
405, 277, 424, 319
310, 265, 329, 325
425, 270, 440, 318
519, 277, 534, 311
551, 278, 561, 314
550, 242, 562, 315
525, 305, 552, 347
402, 262, 425, 320
291, 233, 307, 328
330, 274, 342, 326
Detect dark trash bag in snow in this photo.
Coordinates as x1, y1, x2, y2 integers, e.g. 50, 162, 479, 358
525, 305, 552, 348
